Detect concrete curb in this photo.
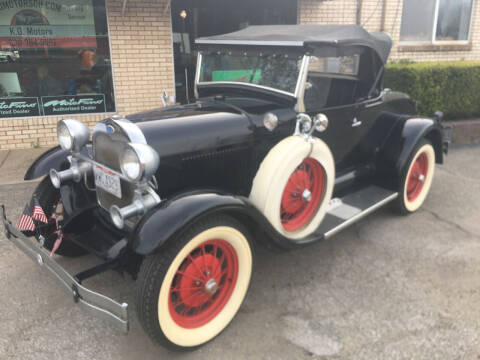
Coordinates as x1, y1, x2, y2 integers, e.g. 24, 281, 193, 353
445, 119, 480, 145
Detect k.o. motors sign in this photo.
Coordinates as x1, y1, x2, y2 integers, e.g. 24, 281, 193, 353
0, 0, 97, 49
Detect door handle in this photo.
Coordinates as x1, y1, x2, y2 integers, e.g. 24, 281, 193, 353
351, 118, 362, 127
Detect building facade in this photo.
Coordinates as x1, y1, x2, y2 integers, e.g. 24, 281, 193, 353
0, 0, 477, 149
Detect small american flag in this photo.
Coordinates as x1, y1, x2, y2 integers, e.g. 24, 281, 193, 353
32, 197, 48, 224
17, 203, 35, 232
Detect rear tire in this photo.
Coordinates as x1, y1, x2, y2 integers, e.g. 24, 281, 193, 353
34, 177, 87, 257
135, 215, 253, 350
393, 139, 435, 214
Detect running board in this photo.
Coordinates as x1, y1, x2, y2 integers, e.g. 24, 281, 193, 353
316, 185, 398, 239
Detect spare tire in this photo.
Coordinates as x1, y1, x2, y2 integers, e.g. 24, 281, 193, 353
249, 136, 335, 240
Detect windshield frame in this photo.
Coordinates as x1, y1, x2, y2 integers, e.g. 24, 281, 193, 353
194, 52, 310, 103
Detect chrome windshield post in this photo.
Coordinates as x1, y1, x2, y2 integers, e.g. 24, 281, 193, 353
194, 52, 202, 99
294, 55, 311, 114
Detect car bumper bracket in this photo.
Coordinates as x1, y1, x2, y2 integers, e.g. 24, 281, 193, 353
0, 204, 129, 333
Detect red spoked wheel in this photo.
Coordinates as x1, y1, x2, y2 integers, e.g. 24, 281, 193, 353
280, 157, 325, 231
169, 240, 238, 329
406, 152, 428, 202
136, 216, 252, 349
394, 139, 436, 214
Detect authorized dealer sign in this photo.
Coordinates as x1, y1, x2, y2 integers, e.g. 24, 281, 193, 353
41, 94, 106, 115
0, 97, 40, 117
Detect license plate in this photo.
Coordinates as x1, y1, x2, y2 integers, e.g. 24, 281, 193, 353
94, 165, 122, 199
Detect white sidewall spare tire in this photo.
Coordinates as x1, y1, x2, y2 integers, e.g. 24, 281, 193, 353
249, 136, 335, 240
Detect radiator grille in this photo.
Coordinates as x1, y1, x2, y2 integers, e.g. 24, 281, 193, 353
93, 127, 136, 210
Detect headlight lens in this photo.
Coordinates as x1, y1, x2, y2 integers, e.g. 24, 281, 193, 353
120, 147, 142, 181
57, 119, 90, 152
120, 143, 159, 182
57, 122, 74, 151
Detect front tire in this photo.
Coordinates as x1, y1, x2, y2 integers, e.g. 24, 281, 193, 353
135, 215, 253, 350
393, 139, 435, 214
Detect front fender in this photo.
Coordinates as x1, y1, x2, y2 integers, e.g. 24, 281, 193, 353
130, 191, 318, 255
24, 146, 69, 180
131, 192, 251, 255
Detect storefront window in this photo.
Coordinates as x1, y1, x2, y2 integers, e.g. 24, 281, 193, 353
0, 0, 115, 118
400, 0, 474, 44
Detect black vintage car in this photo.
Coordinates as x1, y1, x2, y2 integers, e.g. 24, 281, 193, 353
2, 25, 448, 349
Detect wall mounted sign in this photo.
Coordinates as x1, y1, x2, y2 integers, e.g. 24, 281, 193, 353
0, 0, 97, 49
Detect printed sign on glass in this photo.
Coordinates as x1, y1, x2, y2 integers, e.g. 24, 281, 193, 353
41, 94, 106, 116
0, 0, 97, 50
0, 97, 40, 117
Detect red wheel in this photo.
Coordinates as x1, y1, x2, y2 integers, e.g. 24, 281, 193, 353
406, 152, 428, 202
280, 157, 325, 231
136, 216, 252, 349
169, 239, 238, 328
394, 139, 436, 214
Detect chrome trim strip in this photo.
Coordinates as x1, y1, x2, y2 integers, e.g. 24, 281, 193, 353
195, 39, 305, 47
112, 118, 147, 144
324, 192, 398, 239
194, 53, 202, 99
197, 81, 297, 98
365, 101, 383, 108
0, 205, 129, 332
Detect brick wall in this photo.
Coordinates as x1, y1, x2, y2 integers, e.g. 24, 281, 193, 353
0, 0, 174, 150
298, 0, 480, 62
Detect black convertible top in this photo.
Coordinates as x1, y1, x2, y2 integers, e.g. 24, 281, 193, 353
196, 25, 392, 63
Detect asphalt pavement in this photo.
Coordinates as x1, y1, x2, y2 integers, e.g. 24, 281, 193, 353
0, 144, 479, 360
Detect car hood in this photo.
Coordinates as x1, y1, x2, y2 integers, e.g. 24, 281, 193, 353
126, 104, 254, 157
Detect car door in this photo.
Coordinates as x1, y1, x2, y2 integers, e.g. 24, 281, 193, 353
304, 76, 366, 171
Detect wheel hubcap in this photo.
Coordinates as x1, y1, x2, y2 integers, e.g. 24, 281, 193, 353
169, 239, 238, 328
281, 157, 325, 231
406, 152, 429, 202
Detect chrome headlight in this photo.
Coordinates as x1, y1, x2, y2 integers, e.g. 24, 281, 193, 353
57, 119, 90, 152
120, 143, 159, 182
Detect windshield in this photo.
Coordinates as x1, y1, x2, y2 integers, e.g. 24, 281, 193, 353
198, 53, 302, 94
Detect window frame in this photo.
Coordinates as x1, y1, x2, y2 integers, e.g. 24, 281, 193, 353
399, 0, 475, 46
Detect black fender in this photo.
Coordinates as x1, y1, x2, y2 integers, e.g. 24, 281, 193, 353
24, 146, 69, 180
131, 191, 321, 255
376, 116, 444, 190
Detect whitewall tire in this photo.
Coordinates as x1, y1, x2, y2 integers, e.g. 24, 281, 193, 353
135, 215, 252, 349
249, 136, 335, 240
394, 139, 435, 213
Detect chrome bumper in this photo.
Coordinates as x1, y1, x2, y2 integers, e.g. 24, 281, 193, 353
0, 205, 129, 332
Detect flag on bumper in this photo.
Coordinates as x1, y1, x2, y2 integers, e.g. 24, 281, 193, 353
17, 203, 35, 232
32, 197, 48, 223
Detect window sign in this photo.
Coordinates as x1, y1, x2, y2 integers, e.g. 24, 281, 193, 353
400, 0, 474, 44
0, 0, 115, 118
